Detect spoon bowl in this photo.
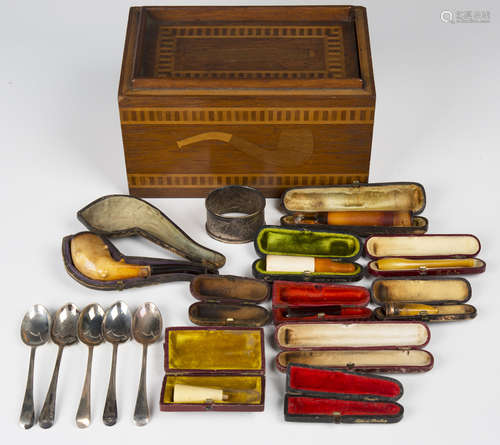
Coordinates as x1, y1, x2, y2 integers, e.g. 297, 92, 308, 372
132, 302, 163, 345
78, 304, 105, 346
103, 301, 132, 344
21, 305, 51, 347
19, 305, 51, 429
51, 303, 80, 347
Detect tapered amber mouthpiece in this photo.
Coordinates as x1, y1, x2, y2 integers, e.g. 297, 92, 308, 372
385, 303, 439, 316
70, 233, 150, 281
376, 258, 475, 271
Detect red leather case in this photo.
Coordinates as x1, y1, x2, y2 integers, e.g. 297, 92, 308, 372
275, 321, 433, 373
160, 327, 265, 412
272, 281, 371, 323
285, 364, 404, 423
365, 234, 486, 277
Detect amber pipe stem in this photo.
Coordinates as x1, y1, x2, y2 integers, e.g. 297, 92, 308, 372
385, 303, 439, 316
293, 211, 412, 227
376, 258, 475, 271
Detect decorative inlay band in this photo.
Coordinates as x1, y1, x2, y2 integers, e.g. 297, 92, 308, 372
128, 174, 369, 188
155, 25, 345, 79
120, 108, 374, 125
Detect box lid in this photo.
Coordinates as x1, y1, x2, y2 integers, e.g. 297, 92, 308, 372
190, 274, 270, 304
164, 327, 265, 375
119, 6, 374, 98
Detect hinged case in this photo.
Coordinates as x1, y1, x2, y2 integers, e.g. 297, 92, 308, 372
275, 321, 433, 373
62, 232, 217, 291
272, 281, 371, 323
189, 275, 270, 327
371, 277, 476, 322
160, 327, 265, 412
365, 234, 486, 277
119, 6, 375, 197
285, 364, 403, 423
252, 226, 363, 283
77, 195, 226, 268
280, 182, 427, 236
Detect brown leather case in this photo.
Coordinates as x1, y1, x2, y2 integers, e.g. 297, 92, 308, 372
119, 6, 375, 197
160, 327, 265, 412
371, 277, 476, 322
272, 281, 371, 323
62, 232, 217, 291
189, 275, 271, 327
285, 364, 404, 423
275, 321, 433, 373
365, 234, 486, 277
280, 182, 428, 236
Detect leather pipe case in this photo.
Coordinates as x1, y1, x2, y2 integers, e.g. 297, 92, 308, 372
285, 364, 404, 423
161, 327, 265, 412
280, 182, 428, 236
253, 226, 363, 283
371, 277, 476, 322
275, 321, 433, 373
365, 234, 486, 277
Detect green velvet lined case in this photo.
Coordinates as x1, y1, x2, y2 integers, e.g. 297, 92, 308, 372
252, 226, 363, 283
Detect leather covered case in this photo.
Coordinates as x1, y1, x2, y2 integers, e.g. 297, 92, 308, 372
365, 234, 486, 277
272, 281, 371, 323
275, 321, 433, 373
371, 277, 476, 322
62, 232, 217, 291
77, 194, 226, 269
285, 364, 403, 423
280, 182, 428, 236
252, 226, 363, 283
161, 327, 265, 412
189, 275, 270, 327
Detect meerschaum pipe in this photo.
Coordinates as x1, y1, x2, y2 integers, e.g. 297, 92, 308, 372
292, 211, 412, 227
266, 255, 356, 274
376, 258, 476, 271
71, 233, 150, 281
173, 384, 260, 404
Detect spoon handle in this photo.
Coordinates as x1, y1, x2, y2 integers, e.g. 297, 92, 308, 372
133, 344, 150, 426
39, 345, 64, 429
103, 343, 118, 426
76, 346, 94, 428
19, 346, 37, 429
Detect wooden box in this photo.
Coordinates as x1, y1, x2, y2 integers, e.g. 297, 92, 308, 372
118, 6, 376, 197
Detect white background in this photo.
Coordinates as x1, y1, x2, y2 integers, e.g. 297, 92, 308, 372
2, 1, 499, 444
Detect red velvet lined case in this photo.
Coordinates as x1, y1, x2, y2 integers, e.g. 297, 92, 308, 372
272, 281, 371, 323
365, 234, 486, 277
275, 321, 433, 373
285, 364, 404, 423
160, 327, 265, 412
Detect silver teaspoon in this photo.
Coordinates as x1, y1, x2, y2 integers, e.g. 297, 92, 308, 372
19, 305, 51, 429
132, 303, 163, 426
102, 301, 131, 426
39, 303, 79, 429
76, 304, 105, 428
